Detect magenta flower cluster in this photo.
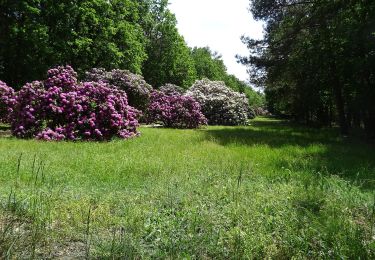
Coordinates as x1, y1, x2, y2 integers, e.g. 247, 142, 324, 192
0, 81, 16, 124
147, 90, 207, 129
11, 66, 139, 141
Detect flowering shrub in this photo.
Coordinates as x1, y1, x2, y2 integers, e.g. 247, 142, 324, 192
45, 65, 78, 90
11, 66, 139, 141
159, 83, 185, 95
147, 91, 207, 129
254, 107, 270, 116
0, 81, 16, 124
186, 79, 250, 125
85, 68, 152, 111
248, 107, 256, 120
11, 81, 45, 137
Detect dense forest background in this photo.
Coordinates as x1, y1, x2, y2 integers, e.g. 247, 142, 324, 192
0, 0, 264, 108
239, 0, 375, 137
2, 0, 374, 137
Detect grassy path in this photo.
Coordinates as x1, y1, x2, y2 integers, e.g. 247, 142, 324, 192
0, 118, 374, 258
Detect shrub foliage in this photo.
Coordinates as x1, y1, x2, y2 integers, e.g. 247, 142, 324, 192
85, 68, 153, 111
159, 83, 186, 96
187, 79, 250, 125
11, 66, 139, 141
0, 81, 16, 124
147, 91, 207, 129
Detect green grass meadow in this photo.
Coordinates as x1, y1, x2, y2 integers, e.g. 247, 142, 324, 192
1, 118, 375, 258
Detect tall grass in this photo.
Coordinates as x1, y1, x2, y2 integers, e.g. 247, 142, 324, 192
0, 118, 374, 258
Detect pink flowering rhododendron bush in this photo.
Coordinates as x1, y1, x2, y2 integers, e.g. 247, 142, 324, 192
85, 68, 152, 111
11, 66, 139, 141
147, 90, 207, 129
186, 79, 250, 126
0, 81, 16, 124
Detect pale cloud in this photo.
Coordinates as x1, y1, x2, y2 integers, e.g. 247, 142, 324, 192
168, 0, 263, 82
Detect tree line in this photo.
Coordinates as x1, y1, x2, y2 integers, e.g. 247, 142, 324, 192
0, 0, 264, 108
240, 0, 375, 137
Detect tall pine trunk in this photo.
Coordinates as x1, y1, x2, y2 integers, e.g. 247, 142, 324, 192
331, 66, 349, 135
333, 84, 349, 135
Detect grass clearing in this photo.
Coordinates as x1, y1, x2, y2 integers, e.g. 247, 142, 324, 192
0, 118, 374, 258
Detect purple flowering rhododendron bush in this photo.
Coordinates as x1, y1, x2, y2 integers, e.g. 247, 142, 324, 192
0, 81, 16, 124
11, 66, 139, 141
147, 91, 207, 129
186, 79, 250, 126
85, 68, 152, 111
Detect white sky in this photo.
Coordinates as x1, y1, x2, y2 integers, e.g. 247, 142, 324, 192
168, 0, 264, 82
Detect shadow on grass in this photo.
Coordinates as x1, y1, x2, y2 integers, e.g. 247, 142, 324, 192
204, 118, 375, 189
204, 119, 339, 148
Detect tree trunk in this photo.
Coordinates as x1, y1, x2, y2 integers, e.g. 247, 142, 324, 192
332, 75, 349, 135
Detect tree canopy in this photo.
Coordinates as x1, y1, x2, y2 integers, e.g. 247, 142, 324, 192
0, 0, 147, 87
0, 0, 264, 109
141, 0, 196, 89
240, 0, 375, 137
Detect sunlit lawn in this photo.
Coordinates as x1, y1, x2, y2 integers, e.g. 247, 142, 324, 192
0, 118, 374, 258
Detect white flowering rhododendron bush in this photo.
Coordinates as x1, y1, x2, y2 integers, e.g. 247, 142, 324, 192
186, 79, 250, 125
9, 66, 140, 141
85, 68, 153, 111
